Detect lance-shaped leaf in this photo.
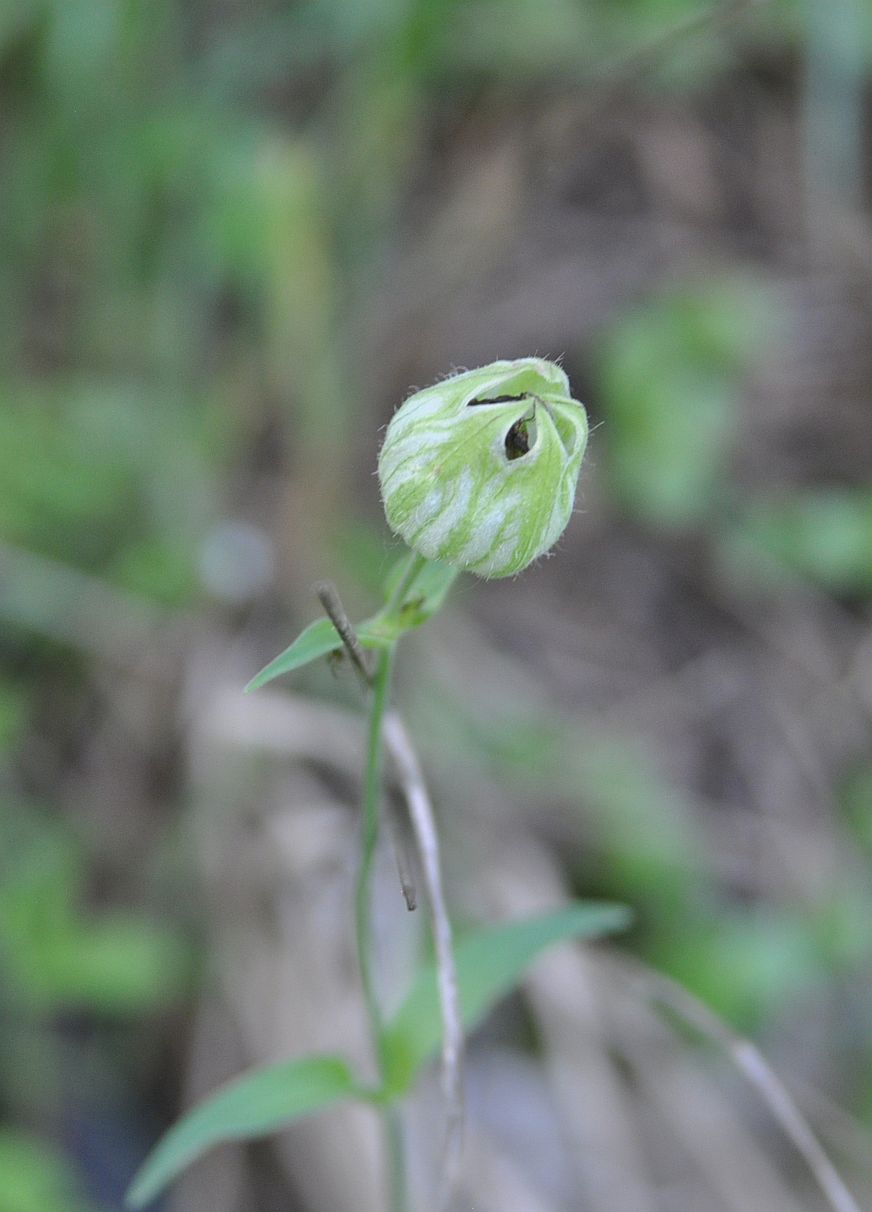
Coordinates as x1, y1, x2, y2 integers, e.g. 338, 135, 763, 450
244, 616, 392, 692
382, 901, 631, 1096
245, 556, 461, 693
126, 1054, 362, 1208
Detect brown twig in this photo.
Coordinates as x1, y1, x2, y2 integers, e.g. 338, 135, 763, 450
385, 793, 419, 912
314, 580, 372, 691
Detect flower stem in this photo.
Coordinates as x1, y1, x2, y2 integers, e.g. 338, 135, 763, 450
356, 643, 408, 1211
384, 550, 429, 616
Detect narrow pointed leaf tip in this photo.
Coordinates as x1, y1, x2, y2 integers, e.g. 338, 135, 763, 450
126, 1054, 360, 1208
382, 900, 631, 1095
244, 617, 391, 692
378, 358, 588, 578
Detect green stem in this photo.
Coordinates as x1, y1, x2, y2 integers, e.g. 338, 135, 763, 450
385, 1103, 407, 1212
356, 643, 407, 1212
384, 550, 429, 616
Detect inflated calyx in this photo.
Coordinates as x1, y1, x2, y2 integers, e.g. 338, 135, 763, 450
378, 358, 588, 578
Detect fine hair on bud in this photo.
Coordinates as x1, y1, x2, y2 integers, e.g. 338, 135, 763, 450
378, 358, 588, 578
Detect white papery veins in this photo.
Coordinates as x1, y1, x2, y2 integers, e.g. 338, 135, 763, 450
378, 359, 588, 578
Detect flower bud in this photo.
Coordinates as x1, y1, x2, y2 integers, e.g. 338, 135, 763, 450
378, 358, 588, 578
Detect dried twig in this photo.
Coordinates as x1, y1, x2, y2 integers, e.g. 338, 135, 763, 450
384, 793, 419, 912
612, 956, 863, 1212
315, 580, 416, 910
384, 710, 464, 1212
315, 581, 373, 690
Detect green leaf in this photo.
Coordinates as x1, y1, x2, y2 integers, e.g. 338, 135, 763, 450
244, 557, 460, 692
126, 1054, 361, 1208
382, 901, 631, 1095
244, 616, 391, 692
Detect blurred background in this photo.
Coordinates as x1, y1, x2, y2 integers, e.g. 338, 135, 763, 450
2, 0, 872, 1209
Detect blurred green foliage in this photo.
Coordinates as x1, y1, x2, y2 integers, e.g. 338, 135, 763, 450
597, 282, 770, 529
0, 801, 189, 1014
426, 687, 872, 1036
0, 1129, 98, 1212
727, 489, 872, 595
843, 762, 872, 855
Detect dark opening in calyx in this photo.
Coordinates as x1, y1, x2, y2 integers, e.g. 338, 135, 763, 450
504, 408, 538, 460
465, 391, 540, 460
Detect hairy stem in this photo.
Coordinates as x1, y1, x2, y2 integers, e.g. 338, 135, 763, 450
385, 550, 429, 615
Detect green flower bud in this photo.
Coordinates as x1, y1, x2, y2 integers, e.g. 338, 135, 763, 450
378, 358, 588, 578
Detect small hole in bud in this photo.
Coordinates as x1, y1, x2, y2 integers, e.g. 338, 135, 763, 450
504, 413, 537, 460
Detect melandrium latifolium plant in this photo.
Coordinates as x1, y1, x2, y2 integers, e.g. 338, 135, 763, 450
125, 359, 630, 1212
